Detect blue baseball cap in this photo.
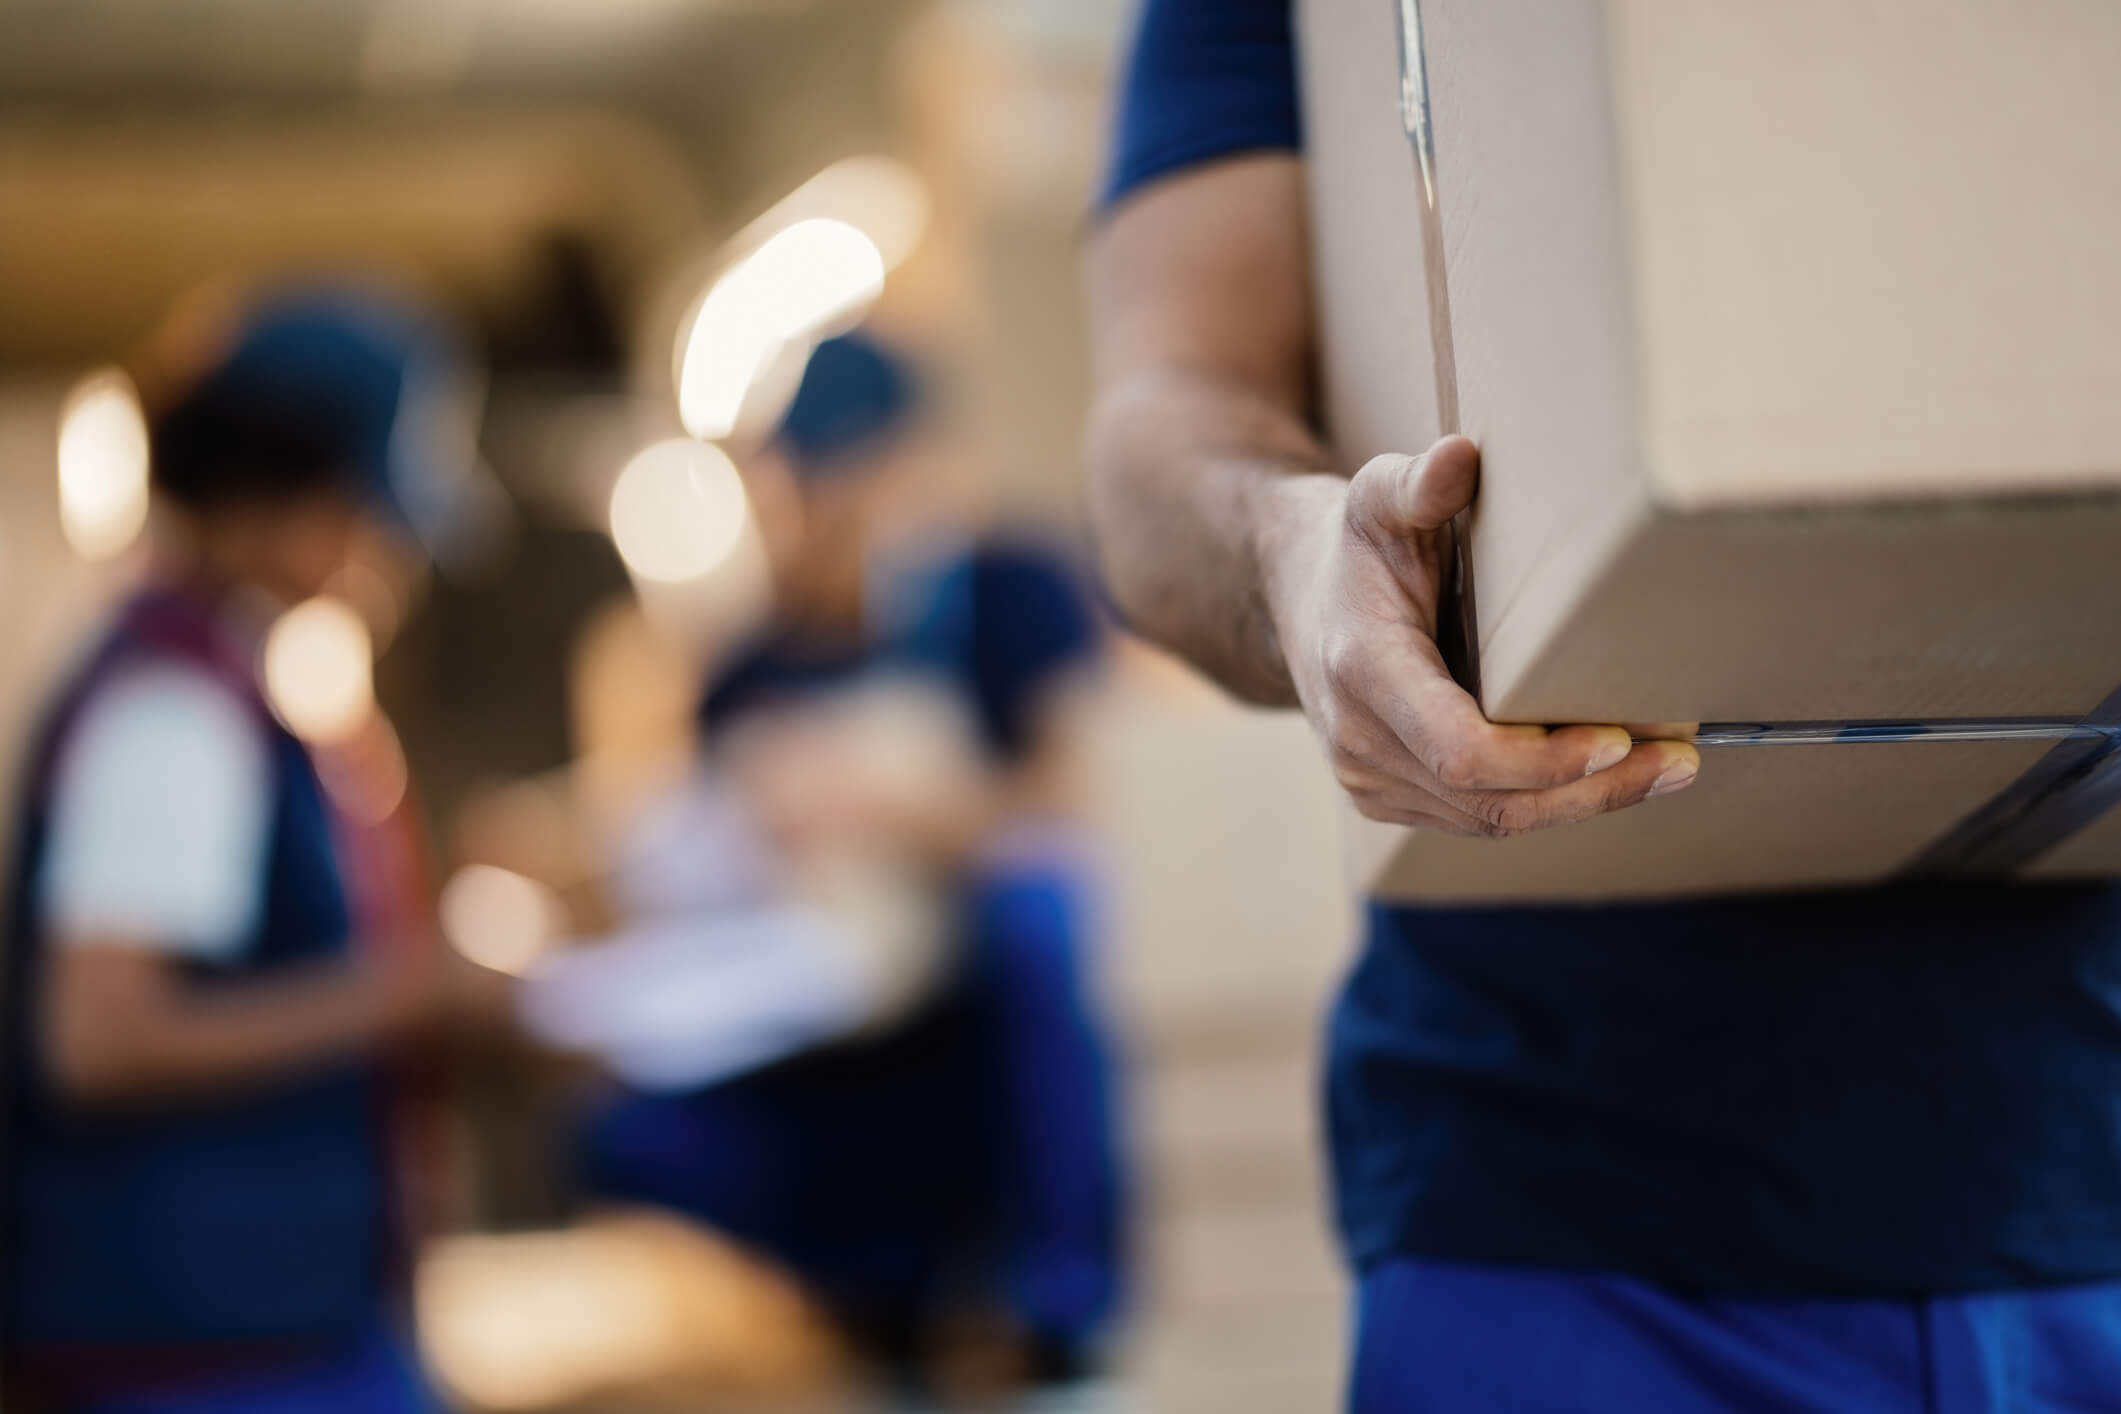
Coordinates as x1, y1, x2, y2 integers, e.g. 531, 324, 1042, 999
150, 286, 499, 562
771, 330, 925, 481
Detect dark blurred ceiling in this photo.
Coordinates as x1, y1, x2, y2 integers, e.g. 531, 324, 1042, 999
0, 0, 932, 369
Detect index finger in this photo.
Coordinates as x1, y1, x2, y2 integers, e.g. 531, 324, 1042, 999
1367, 641, 1636, 792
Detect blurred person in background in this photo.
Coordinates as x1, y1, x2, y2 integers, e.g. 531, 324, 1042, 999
1, 289, 511, 1414
564, 332, 1130, 1406
1088, 3, 2121, 1412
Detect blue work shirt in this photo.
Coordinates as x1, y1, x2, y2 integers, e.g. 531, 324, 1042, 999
702, 536, 1100, 765
1104, 0, 2121, 1297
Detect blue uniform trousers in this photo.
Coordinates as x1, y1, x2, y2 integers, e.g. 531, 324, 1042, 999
1354, 1259, 2121, 1413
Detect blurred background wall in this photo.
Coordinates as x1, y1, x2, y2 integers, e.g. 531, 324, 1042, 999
0, 2, 1359, 1408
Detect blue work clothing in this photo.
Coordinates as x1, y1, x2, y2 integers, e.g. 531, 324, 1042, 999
1105, 0, 2121, 1304
1354, 1258, 2121, 1414
3, 587, 401, 1405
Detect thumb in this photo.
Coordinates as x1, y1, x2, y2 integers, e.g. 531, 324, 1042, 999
1347, 435, 1480, 540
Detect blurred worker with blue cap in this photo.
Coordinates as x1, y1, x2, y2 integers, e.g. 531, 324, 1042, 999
579, 330, 1130, 1403
1, 286, 510, 1413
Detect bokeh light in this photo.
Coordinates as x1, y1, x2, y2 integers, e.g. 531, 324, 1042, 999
676, 218, 885, 441
417, 1217, 843, 1411
439, 864, 565, 976
418, 1227, 685, 1411
56, 368, 151, 562
732, 218, 887, 353
737, 154, 931, 275
608, 439, 751, 584
261, 596, 376, 743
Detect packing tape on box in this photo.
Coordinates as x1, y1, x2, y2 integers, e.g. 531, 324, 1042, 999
1395, 0, 1483, 704
1393, 0, 2121, 877
1890, 689, 2121, 878
1689, 703, 2121, 878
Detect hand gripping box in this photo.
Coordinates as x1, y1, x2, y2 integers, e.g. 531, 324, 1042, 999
1298, 0, 2121, 901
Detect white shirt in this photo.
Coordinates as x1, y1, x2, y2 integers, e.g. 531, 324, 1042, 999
602, 764, 784, 920
38, 663, 274, 963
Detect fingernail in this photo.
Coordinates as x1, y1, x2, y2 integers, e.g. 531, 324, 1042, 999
1648, 761, 1698, 798
1583, 739, 1630, 776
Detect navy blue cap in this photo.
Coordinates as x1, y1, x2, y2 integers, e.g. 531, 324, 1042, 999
771, 331, 923, 480
897, 539, 1104, 762
150, 288, 478, 550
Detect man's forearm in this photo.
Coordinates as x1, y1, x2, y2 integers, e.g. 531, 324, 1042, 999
44, 947, 431, 1105
1087, 364, 1344, 706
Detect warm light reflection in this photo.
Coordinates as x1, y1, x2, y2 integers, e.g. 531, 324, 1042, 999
417, 1217, 845, 1410
419, 1227, 685, 1411
608, 439, 751, 583
261, 596, 376, 744
56, 369, 151, 562
676, 219, 885, 441
439, 864, 564, 976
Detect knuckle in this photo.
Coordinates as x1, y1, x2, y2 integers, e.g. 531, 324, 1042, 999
1594, 776, 1640, 813
1318, 630, 1367, 696
1330, 749, 1370, 784
1321, 715, 1372, 771
1473, 815, 1524, 842
1429, 743, 1484, 792
1493, 796, 1545, 837
1349, 791, 1399, 823
1458, 790, 1536, 840
1332, 760, 1372, 793
1343, 457, 1409, 540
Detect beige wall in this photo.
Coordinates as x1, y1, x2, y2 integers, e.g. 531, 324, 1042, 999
0, 381, 130, 844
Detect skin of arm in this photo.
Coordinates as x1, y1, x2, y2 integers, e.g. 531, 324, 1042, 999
41, 938, 510, 1106
1086, 155, 1698, 838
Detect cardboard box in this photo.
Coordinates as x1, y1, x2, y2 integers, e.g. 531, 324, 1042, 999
1298, 0, 2121, 901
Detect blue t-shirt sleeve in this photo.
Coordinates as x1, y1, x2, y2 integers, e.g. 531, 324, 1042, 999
1101, 0, 1302, 210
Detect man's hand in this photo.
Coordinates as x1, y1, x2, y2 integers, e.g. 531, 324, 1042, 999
380, 943, 522, 1036
1263, 437, 1697, 837
1089, 156, 1695, 841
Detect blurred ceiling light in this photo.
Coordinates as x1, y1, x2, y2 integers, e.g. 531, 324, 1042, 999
736, 155, 931, 275
609, 439, 751, 583
440, 864, 565, 976
676, 219, 885, 441
56, 369, 151, 562
262, 597, 376, 744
